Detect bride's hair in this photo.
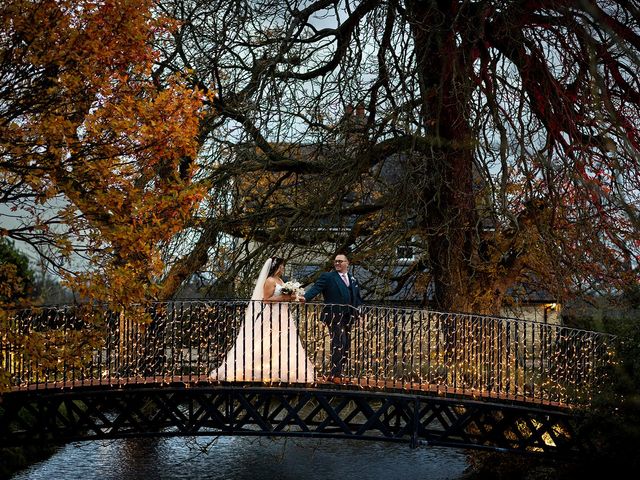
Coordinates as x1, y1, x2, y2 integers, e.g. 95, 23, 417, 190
268, 257, 285, 277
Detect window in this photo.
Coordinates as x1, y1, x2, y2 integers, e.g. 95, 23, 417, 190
397, 245, 414, 261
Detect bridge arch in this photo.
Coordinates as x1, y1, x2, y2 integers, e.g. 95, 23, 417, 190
0, 382, 578, 455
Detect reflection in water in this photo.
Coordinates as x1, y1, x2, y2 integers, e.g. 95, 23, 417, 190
13, 436, 469, 480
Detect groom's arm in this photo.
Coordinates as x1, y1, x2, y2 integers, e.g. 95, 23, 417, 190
304, 272, 329, 302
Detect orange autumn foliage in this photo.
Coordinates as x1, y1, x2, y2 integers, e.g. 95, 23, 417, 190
1, 0, 210, 307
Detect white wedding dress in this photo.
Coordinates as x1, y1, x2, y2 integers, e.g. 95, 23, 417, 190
210, 261, 316, 383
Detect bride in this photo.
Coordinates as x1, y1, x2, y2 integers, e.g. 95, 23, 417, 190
209, 257, 316, 383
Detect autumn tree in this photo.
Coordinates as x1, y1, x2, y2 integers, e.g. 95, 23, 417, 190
0, 239, 34, 307
144, 0, 639, 314
0, 0, 209, 305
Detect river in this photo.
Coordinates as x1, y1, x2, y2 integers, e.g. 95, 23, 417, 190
11, 436, 470, 479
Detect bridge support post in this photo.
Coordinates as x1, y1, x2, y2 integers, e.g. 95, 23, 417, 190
410, 396, 420, 449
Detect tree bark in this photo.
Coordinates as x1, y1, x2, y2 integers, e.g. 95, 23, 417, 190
409, 1, 478, 313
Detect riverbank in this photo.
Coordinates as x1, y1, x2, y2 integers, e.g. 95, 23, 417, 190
1, 444, 59, 479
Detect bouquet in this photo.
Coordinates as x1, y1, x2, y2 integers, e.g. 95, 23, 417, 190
280, 280, 305, 298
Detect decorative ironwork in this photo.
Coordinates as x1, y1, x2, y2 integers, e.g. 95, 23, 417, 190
1, 301, 615, 406
0, 384, 579, 455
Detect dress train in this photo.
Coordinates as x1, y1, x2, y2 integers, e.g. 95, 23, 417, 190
210, 295, 315, 383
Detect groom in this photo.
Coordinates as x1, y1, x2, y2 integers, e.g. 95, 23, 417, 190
304, 253, 363, 384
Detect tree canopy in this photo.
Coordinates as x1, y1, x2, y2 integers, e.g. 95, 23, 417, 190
148, 0, 639, 313
2, 0, 639, 313
0, 0, 208, 306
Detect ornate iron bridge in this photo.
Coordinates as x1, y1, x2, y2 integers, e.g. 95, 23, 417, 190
0, 301, 615, 455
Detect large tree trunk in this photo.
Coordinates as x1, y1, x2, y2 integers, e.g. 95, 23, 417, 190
409, 1, 479, 314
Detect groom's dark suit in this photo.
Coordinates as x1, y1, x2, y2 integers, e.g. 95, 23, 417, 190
304, 270, 363, 378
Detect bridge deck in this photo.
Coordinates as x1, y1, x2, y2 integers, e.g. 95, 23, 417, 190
7, 375, 568, 409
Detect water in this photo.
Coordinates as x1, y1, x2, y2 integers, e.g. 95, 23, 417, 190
12, 436, 470, 480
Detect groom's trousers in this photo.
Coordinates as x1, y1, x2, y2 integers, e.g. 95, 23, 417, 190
324, 306, 354, 377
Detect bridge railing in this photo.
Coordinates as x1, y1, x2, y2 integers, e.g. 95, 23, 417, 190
0, 300, 616, 406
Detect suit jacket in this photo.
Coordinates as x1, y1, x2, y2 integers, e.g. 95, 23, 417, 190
304, 271, 363, 326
